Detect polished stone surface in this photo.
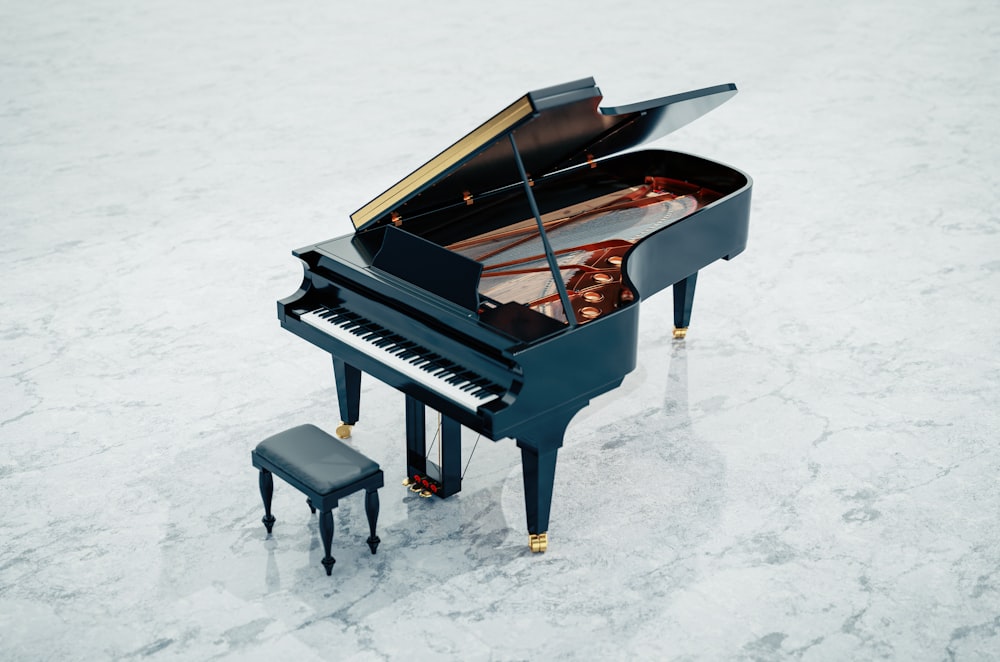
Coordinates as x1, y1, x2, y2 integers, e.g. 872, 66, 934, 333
2, 0, 999, 659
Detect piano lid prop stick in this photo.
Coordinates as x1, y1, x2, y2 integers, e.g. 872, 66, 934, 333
508, 133, 578, 327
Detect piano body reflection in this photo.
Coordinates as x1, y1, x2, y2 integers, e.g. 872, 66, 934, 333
278, 78, 752, 552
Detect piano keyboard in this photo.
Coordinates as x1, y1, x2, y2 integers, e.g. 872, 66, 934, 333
299, 305, 504, 412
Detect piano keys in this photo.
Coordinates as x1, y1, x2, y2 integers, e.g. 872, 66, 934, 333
277, 77, 752, 553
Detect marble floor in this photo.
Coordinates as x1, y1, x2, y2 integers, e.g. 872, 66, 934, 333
2, 0, 999, 659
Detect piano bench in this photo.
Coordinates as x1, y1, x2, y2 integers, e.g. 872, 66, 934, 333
251, 424, 384, 576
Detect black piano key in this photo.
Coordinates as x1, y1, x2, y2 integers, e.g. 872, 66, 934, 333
448, 370, 474, 382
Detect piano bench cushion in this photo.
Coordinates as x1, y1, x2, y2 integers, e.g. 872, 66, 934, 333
254, 424, 380, 495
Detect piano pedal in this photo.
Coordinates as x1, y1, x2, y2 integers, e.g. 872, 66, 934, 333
528, 532, 548, 553
402, 477, 414, 487
335, 423, 354, 439
419, 489, 433, 498
409, 483, 422, 493
672, 327, 688, 340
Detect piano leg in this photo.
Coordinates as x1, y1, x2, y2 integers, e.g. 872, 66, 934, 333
517, 438, 561, 553
332, 357, 361, 438
672, 272, 698, 339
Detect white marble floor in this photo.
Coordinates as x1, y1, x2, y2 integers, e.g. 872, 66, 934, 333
2, 0, 999, 659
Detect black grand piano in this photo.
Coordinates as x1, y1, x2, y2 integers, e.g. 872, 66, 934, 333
278, 78, 751, 553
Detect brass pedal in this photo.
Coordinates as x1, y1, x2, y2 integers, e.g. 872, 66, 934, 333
419, 489, 433, 498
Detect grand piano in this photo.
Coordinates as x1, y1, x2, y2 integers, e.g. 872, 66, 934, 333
278, 78, 752, 552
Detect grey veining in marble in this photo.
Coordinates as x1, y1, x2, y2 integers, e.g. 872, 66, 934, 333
2, 0, 999, 659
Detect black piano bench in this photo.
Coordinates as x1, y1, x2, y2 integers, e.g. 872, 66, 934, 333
251, 424, 384, 575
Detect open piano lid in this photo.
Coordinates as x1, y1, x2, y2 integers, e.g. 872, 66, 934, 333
350, 78, 737, 232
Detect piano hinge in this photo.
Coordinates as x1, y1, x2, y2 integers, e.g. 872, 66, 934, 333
463, 190, 473, 206
527, 176, 534, 188
586, 153, 597, 168
390, 212, 402, 227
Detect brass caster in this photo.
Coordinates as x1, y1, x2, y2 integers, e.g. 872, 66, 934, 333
672, 327, 688, 340
335, 423, 353, 439
419, 489, 433, 498
402, 477, 414, 487
528, 532, 548, 553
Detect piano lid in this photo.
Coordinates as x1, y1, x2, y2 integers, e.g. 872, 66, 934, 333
350, 78, 737, 231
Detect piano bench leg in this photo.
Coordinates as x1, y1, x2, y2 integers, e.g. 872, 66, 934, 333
258, 469, 276, 534
365, 488, 381, 554
319, 509, 336, 576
